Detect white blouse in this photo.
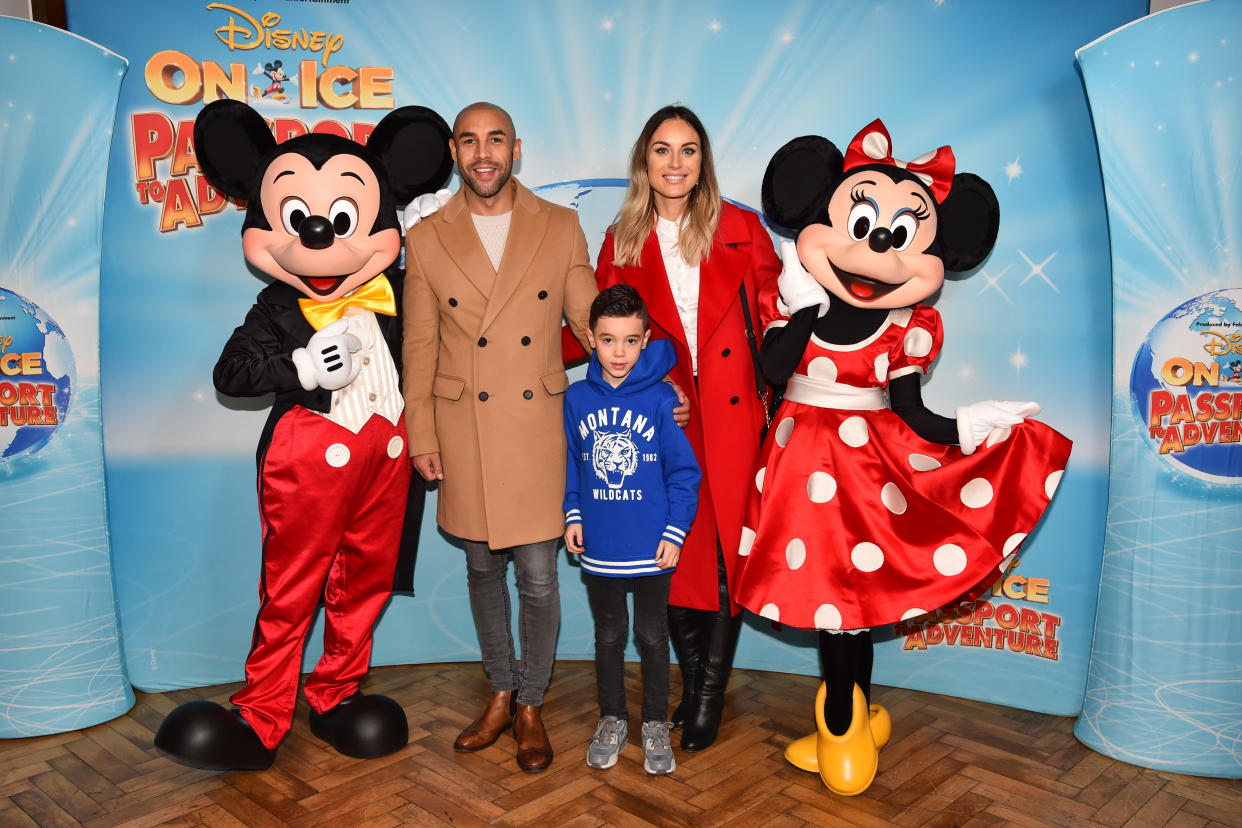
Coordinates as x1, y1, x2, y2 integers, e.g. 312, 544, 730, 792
655, 215, 702, 374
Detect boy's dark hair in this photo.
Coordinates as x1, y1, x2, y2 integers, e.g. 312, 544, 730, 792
589, 284, 649, 329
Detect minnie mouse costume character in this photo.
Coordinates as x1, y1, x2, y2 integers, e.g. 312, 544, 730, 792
154, 99, 453, 772
733, 120, 1071, 795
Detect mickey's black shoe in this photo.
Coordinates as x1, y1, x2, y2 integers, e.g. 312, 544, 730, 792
309, 692, 408, 759
155, 701, 276, 771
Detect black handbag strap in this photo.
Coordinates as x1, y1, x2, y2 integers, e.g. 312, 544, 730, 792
738, 284, 771, 425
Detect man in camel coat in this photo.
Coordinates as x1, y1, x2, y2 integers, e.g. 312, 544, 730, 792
402, 102, 597, 773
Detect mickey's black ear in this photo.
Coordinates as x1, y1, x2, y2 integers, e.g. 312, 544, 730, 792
368, 106, 454, 205
193, 99, 275, 202
761, 136, 844, 234
938, 173, 999, 273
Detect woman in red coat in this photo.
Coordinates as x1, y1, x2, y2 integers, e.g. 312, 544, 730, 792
594, 105, 780, 750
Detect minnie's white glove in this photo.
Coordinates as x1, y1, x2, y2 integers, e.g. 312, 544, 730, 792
778, 241, 828, 317
955, 400, 1041, 455
401, 188, 452, 232
291, 318, 363, 391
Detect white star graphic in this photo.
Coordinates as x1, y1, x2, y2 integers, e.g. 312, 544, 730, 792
1005, 156, 1022, 182
1017, 250, 1060, 293
1189, 52, 1199, 63
708, 20, 722, 32
1010, 345, 1028, 376
958, 364, 976, 380
976, 265, 1013, 304
601, 19, 614, 31
781, 31, 794, 43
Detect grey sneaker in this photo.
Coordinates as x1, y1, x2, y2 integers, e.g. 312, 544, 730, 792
586, 716, 627, 769
641, 721, 676, 775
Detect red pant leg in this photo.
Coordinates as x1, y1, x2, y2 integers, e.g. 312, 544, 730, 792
304, 414, 411, 713
231, 408, 409, 749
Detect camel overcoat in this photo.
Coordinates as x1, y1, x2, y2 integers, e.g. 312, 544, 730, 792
402, 181, 596, 548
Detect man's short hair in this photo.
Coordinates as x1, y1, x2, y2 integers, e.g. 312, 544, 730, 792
589, 284, 649, 330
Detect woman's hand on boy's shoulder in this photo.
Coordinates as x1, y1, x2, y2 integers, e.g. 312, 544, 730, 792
665, 380, 690, 428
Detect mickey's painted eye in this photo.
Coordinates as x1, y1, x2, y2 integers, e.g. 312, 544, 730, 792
329, 198, 358, 238
280, 198, 310, 235
891, 212, 919, 251
847, 201, 878, 241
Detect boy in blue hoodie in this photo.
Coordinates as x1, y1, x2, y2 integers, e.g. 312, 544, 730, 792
563, 285, 701, 776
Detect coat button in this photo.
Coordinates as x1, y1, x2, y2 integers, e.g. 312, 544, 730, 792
538, 290, 548, 300
730, 396, 740, 404
523, 390, 533, 400
521, 336, 531, 346
479, 391, 489, 401
448, 297, 458, 307
478, 337, 487, 347
325, 443, 350, 467
722, 348, 731, 357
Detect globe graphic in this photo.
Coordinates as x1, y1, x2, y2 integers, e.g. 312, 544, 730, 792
533, 179, 628, 264
0, 288, 75, 464
1129, 287, 1242, 483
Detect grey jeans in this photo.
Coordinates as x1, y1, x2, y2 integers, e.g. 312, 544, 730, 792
462, 538, 560, 706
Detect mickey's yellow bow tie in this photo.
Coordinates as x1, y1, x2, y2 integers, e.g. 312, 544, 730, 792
298, 274, 396, 330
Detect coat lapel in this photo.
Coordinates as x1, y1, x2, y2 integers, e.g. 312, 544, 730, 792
696, 206, 751, 347
433, 189, 496, 302
271, 283, 317, 344
480, 181, 548, 334
629, 230, 688, 352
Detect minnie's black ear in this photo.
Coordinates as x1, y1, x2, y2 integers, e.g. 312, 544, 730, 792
761, 136, 844, 234
368, 106, 454, 205
938, 173, 999, 273
192, 99, 276, 202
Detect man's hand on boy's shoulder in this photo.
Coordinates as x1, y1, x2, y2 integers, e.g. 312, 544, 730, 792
564, 524, 584, 555
655, 540, 681, 570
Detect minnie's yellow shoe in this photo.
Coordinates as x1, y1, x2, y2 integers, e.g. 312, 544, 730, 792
784, 686, 890, 773
869, 703, 891, 750
814, 683, 877, 795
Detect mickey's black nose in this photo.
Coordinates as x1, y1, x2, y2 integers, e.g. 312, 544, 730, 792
868, 227, 893, 253
299, 215, 334, 250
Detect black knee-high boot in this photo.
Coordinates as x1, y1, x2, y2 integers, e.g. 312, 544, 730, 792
667, 604, 711, 728
681, 547, 742, 751
817, 630, 873, 736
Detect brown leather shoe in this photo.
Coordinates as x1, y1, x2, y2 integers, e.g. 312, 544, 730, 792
453, 690, 514, 752
513, 703, 553, 773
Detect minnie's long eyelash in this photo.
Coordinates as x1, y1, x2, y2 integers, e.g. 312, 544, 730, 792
850, 186, 868, 203
912, 206, 931, 220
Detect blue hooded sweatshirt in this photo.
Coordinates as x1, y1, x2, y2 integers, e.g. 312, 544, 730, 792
563, 337, 700, 578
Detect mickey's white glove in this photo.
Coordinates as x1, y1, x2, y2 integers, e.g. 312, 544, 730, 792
402, 188, 452, 232
291, 318, 363, 391
955, 400, 1041, 455
778, 240, 828, 317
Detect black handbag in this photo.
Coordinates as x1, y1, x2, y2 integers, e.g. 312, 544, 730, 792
739, 285, 783, 442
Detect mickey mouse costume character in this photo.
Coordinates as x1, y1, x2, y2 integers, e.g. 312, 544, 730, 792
154, 99, 453, 772
733, 120, 1071, 795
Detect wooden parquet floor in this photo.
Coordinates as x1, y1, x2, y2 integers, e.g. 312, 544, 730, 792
2, 662, 1238, 828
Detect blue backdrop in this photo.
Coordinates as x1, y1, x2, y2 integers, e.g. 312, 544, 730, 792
1076, 0, 1242, 779
0, 18, 133, 737
60, 0, 1138, 719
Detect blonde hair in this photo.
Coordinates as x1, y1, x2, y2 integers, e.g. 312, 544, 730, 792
611, 106, 721, 268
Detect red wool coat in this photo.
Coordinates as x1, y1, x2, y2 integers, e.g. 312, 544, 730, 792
592, 203, 780, 611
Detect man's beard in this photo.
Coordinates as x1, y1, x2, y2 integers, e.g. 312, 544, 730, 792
462, 162, 512, 199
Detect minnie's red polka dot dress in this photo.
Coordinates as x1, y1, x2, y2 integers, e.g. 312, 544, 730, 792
732, 305, 1072, 631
